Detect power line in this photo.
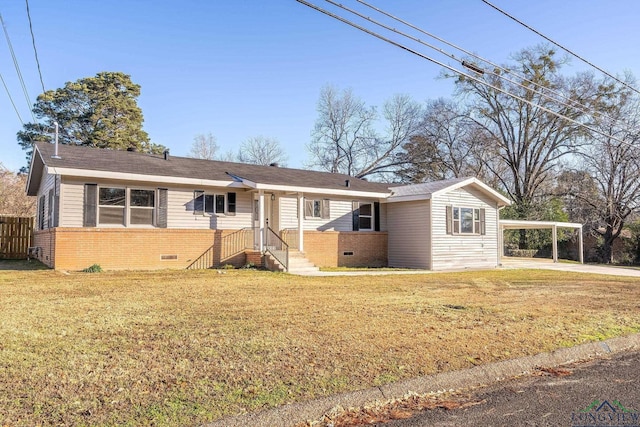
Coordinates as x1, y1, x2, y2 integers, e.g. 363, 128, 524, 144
328, 0, 633, 134
481, 0, 640, 97
0, 71, 25, 125
25, 0, 46, 94
355, 0, 627, 131
295, 0, 637, 149
0, 12, 38, 123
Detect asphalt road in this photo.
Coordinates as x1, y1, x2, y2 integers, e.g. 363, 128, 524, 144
379, 350, 640, 427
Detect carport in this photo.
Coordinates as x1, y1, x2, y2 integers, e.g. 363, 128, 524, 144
499, 220, 584, 264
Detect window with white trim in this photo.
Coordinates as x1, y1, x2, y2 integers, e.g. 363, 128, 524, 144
447, 206, 485, 235
130, 189, 155, 225
194, 191, 227, 215
358, 202, 373, 231
304, 199, 330, 219
99, 187, 126, 225
98, 187, 156, 226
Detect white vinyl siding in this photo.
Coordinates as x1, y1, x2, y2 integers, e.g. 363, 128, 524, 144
431, 187, 498, 270
387, 200, 430, 269
280, 196, 386, 232
60, 179, 85, 227
166, 188, 251, 229
58, 179, 252, 230
37, 170, 58, 229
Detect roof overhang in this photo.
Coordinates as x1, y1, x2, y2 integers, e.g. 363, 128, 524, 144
26, 146, 45, 196
239, 179, 390, 198
46, 166, 247, 189
387, 177, 512, 206
432, 177, 512, 206
500, 219, 583, 230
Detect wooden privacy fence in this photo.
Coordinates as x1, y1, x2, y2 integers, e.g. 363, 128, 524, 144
0, 216, 34, 259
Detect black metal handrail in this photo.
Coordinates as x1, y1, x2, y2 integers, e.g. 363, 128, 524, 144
265, 226, 289, 271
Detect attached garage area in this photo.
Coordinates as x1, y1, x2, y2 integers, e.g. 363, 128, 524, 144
499, 220, 584, 264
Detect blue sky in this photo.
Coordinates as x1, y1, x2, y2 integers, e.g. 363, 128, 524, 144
1, 0, 639, 172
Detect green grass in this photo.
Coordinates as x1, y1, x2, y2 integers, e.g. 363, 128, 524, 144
0, 265, 639, 426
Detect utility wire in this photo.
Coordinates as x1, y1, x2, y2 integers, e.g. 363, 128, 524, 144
331, 0, 632, 134
295, 0, 636, 149
25, 0, 46, 94
355, 0, 628, 131
481, 0, 640, 97
0, 71, 25, 125
0, 12, 38, 123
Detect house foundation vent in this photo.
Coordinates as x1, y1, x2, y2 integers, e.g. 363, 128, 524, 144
161, 254, 178, 260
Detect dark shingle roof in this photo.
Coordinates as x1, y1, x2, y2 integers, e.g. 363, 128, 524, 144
388, 176, 471, 197
35, 142, 392, 194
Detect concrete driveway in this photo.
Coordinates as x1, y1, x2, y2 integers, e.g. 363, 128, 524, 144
500, 257, 640, 278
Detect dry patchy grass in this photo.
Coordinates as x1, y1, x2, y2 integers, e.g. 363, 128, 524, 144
0, 267, 639, 426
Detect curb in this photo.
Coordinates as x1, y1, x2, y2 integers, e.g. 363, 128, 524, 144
204, 333, 640, 427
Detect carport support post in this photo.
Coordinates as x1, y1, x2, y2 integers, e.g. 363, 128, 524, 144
552, 224, 558, 263
297, 193, 304, 252
578, 226, 584, 264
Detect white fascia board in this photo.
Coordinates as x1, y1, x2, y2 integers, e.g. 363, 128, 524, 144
386, 194, 432, 203
252, 182, 390, 199
46, 167, 246, 189
500, 219, 583, 229
432, 178, 512, 206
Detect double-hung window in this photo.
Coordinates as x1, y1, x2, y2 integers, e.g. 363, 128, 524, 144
304, 199, 330, 219
358, 202, 373, 231
130, 189, 155, 225
447, 206, 485, 235
99, 187, 126, 225
194, 191, 226, 215
98, 187, 156, 226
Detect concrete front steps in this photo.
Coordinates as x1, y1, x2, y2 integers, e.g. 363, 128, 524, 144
265, 250, 320, 275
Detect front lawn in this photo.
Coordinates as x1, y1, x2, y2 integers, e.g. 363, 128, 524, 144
0, 266, 638, 426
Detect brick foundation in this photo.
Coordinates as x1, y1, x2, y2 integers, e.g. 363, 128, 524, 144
303, 231, 388, 268
32, 228, 261, 271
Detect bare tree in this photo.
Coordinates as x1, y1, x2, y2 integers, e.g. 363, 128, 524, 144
0, 164, 36, 216
580, 81, 640, 263
307, 85, 421, 180
451, 46, 611, 246
188, 133, 219, 160
399, 98, 487, 182
237, 136, 288, 166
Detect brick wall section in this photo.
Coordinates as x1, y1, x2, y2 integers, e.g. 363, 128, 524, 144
303, 231, 388, 267
48, 228, 253, 271
32, 229, 55, 267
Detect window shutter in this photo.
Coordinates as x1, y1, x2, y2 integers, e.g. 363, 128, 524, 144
193, 190, 204, 215
321, 199, 330, 219
480, 208, 486, 235
352, 201, 360, 231
227, 192, 236, 216
83, 184, 97, 227
54, 195, 60, 227
304, 200, 313, 219
374, 202, 380, 232
157, 188, 168, 228
48, 189, 54, 229
445, 205, 452, 235
38, 195, 45, 230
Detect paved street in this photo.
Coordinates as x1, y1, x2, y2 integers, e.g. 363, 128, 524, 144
381, 350, 640, 427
